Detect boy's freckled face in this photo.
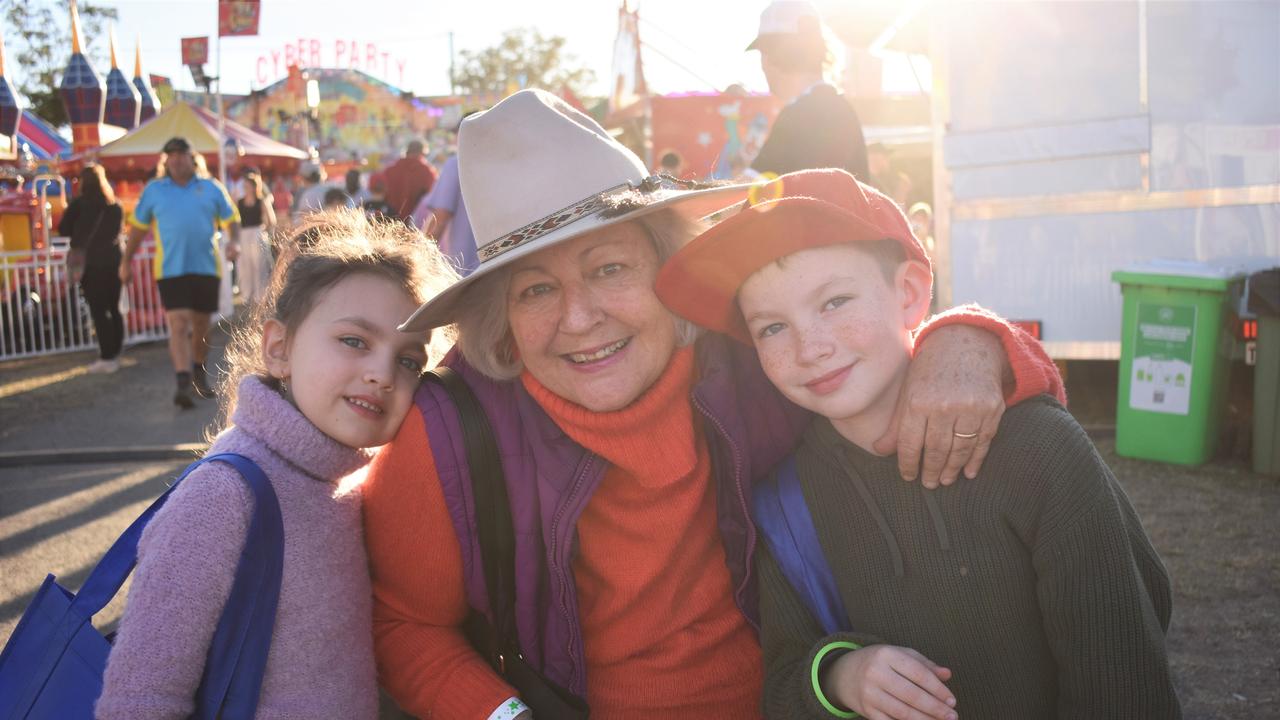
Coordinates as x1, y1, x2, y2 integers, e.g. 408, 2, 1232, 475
738, 243, 914, 442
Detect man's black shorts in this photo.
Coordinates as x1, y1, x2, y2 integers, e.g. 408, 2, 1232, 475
157, 274, 220, 313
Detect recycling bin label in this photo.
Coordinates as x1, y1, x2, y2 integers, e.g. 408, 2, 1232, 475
1130, 302, 1196, 415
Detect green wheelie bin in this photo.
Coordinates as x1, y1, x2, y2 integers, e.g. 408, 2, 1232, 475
1248, 269, 1280, 476
1112, 260, 1244, 465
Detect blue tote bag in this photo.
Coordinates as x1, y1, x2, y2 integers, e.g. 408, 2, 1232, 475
0, 453, 283, 720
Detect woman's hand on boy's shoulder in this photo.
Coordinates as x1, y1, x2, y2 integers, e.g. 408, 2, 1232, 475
875, 324, 1005, 488
823, 645, 957, 720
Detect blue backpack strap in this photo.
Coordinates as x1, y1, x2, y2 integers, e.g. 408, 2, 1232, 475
192, 452, 284, 720
6, 453, 282, 719
753, 454, 850, 635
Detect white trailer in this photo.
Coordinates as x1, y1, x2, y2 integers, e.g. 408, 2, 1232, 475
927, 0, 1279, 359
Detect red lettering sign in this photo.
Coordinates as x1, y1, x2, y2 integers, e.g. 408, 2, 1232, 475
251, 40, 410, 86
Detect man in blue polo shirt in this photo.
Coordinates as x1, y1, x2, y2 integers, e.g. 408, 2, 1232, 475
120, 137, 241, 409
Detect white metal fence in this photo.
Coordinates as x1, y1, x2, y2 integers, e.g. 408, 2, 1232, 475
0, 245, 169, 362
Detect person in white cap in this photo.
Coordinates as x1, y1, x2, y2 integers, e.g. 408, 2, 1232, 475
362, 89, 1062, 720
748, 0, 870, 181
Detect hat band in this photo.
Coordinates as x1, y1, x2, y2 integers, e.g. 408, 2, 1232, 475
476, 175, 689, 264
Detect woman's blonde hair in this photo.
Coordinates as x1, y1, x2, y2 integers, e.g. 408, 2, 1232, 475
455, 208, 704, 381
217, 208, 458, 422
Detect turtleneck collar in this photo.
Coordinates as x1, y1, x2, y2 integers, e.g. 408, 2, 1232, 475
229, 375, 375, 484
521, 347, 699, 484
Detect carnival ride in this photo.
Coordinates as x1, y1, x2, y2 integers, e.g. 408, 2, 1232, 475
0, 4, 315, 359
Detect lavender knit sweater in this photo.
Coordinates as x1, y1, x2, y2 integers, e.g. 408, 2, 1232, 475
96, 376, 379, 719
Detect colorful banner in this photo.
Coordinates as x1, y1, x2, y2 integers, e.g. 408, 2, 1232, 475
180, 36, 209, 66
219, 1, 261, 37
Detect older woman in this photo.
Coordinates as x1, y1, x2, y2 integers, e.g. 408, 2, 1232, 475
365, 90, 1062, 720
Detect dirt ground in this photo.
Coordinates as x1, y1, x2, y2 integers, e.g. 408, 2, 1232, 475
1063, 361, 1279, 719
1098, 440, 1279, 717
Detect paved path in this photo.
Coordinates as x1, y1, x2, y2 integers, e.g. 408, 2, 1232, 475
1, 336, 225, 456
0, 460, 185, 639
0, 334, 229, 640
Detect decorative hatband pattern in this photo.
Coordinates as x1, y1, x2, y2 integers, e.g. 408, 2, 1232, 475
476, 175, 696, 264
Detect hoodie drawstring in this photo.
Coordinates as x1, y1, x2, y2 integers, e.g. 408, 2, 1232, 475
922, 492, 951, 551
821, 427, 953, 578
831, 451, 906, 578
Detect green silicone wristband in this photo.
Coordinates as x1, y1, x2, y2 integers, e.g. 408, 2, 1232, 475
811, 640, 862, 718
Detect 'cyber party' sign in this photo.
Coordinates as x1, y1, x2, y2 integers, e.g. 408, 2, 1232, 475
255, 39, 408, 87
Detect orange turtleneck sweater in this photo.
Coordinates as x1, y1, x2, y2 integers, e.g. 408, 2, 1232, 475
365, 348, 763, 720
520, 347, 763, 719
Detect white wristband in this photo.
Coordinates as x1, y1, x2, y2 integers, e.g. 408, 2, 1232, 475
486, 696, 529, 720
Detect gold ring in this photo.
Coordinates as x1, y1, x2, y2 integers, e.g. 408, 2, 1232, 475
953, 431, 979, 439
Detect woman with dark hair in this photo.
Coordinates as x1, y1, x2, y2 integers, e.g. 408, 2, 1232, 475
59, 164, 125, 373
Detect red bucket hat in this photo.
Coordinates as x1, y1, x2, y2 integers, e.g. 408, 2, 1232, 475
655, 168, 930, 344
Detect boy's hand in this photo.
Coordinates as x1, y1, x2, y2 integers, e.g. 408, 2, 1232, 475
824, 645, 957, 720
873, 324, 1005, 488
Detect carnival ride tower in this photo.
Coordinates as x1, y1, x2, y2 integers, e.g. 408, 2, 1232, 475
59, 1, 107, 153
132, 38, 160, 123
103, 26, 141, 130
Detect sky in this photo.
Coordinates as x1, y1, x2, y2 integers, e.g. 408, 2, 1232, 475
5, 0, 926, 102
29, 0, 776, 98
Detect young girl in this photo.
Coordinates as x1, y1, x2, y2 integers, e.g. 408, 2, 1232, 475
96, 209, 458, 719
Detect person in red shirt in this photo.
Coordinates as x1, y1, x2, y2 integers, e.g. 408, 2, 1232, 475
382, 139, 438, 221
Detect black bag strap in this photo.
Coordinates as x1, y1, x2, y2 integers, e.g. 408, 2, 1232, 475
424, 367, 591, 718
424, 367, 518, 652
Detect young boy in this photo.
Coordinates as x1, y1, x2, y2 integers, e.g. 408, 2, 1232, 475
656, 169, 1181, 719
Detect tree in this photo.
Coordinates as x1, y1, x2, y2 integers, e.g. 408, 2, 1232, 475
452, 27, 594, 99
2, 0, 119, 127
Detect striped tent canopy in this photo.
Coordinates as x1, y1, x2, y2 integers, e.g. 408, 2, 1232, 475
16, 111, 72, 161
83, 101, 308, 179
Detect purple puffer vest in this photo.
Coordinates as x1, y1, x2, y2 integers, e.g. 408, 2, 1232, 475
413, 334, 810, 698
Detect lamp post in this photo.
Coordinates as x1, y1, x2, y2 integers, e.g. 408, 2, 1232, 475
304, 78, 320, 153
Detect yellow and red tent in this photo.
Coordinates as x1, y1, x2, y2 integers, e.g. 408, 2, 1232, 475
76, 101, 307, 179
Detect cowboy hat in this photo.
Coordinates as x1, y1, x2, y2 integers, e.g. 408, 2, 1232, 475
399, 89, 752, 332
655, 169, 931, 344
